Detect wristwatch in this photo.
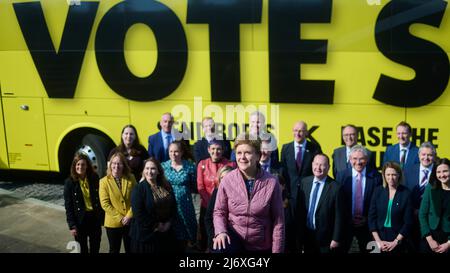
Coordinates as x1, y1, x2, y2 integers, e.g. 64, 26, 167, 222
394, 239, 402, 245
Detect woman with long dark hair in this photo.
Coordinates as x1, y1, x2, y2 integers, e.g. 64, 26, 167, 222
130, 158, 178, 253
64, 153, 104, 253
419, 158, 450, 253
109, 124, 149, 181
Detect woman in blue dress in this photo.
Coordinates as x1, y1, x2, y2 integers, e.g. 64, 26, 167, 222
162, 141, 197, 251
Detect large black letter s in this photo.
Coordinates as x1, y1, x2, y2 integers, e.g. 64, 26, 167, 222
374, 0, 449, 107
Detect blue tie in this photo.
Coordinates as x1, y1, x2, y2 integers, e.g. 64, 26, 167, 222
164, 134, 172, 161
307, 181, 320, 230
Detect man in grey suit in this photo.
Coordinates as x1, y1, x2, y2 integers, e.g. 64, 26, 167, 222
332, 124, 376, 178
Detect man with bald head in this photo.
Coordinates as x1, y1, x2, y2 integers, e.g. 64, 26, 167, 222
281, 121, 322, 252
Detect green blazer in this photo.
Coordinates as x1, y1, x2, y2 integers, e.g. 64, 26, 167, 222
418, 184, 450, 239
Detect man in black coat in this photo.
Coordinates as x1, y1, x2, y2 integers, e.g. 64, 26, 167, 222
193, 117, 231, 164
296, 154, 345, 253
281, 121, 321, 252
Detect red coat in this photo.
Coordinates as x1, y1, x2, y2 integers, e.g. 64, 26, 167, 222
197, 158, 235, 208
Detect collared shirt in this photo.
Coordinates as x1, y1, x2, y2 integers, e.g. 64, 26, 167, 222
79, 178, 93, 211
294, 140, 306, 161
260, 158, 272, 172
346, 146, 352, 162
399, 142, 411, 163
419, 164, 433, 187
161, 130, 174, 151
352, 168, 366, 217
309, 177, 326, 229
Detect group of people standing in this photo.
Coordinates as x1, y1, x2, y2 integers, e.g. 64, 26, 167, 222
63, 112, 450, 254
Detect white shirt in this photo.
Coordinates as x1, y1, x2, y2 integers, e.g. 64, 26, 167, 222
399, 143, 411, 163
419, 164, 433, 187
309, 177, 326, 229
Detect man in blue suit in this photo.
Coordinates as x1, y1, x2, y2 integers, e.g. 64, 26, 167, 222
332, 124, 376, 178
336, 145, 381, 253
382, 121, 419, 169
403, 141, 436, 251
147, 112, 178, 162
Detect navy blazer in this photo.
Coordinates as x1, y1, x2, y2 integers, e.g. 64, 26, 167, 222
281, 140, 322, 205
148, 132, 190, 162
63, 174, 104, 230
148, 132, 167, 162
332, 146, 377, 178
335, 167, 382, 222
296, 176, 345, 247
403, 163, 430, 209
368, 185, 413, 239
382, 143, 419, 168
193, 137, 232, 164
129, 181, 177, 243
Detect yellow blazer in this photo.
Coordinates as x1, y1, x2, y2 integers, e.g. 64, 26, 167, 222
99, 174, 136, 228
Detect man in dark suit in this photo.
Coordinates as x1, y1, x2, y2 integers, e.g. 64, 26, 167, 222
230, 111, 279, 164
281, 121, 321, 252
382, 121, 419, 169
332, 124, 376, 178
403, 141, 436, 251
336, 145, 382, 253
296, 154, 345, 253
193, 117, 231, 164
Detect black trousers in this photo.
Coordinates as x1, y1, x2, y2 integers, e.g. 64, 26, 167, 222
198, 206, 207, 250
344, 225, 371, 253
74, 212, 102, 254
105, 226, 131, 253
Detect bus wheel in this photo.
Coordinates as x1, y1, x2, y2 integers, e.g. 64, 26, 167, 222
78, 134, 111, 177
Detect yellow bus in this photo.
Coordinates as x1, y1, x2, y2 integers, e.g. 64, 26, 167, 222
1, 0, 450, 176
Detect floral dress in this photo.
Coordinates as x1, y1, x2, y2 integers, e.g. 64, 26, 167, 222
162, 160, 197, 241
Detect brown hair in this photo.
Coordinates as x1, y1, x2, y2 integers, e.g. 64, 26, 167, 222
107, 152, 132, 179
70, 153, 95, 181
396, 121, 412, 134
169, 140, 194, 161
116, 124, 143, 157
381, 161, 403, 188
429, 158, 450, 190
142, 158, 172, 192
233, 133, 262, 157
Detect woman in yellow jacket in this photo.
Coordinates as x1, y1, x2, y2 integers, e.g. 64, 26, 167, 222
100, 152, 137, 253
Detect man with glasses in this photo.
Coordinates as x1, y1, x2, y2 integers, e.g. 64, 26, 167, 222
332, 124, 376, 178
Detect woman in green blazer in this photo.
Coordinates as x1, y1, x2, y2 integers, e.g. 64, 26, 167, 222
419, 158, 450, 253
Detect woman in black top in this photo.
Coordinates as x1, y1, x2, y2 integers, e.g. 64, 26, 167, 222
130, 158, 178, 253
64, 153, 104, 253
109, 124, 149, 181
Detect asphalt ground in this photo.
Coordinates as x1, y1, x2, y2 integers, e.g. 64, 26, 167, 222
0, 172, 202, 253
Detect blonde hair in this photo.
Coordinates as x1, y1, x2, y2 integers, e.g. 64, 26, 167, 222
216, 165, 234, 187
107, 152, 132, 179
